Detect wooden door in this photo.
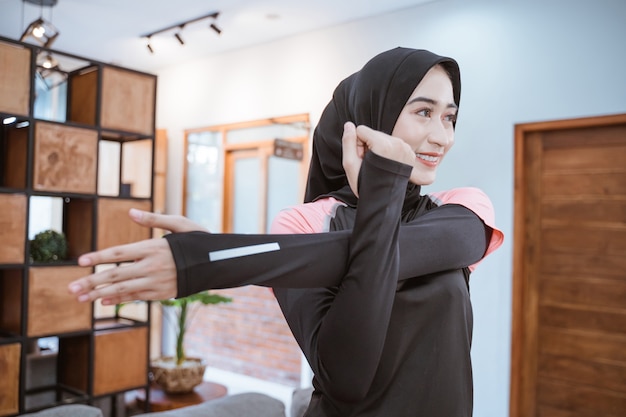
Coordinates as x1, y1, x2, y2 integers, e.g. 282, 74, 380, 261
510, 113, 626, 417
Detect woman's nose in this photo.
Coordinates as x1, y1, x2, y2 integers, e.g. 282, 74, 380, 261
427, 119, 451, 147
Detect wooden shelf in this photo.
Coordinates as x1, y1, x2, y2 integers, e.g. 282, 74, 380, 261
93, 326, 148, 395
0, 343, 21, 416
0, 194, 26, 264
68, 66, 156, 136
33, 122, 98, 194
0, 40, 30, 117
96, 198, 152, 250
101, 67, 155, 136
27, 266, 92, 337
1, 35, 156, 417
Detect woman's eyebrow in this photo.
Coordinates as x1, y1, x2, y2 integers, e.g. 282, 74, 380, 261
407, 96, 458, 110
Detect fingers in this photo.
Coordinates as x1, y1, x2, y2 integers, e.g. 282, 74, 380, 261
77, 239, 157, 267
355, 125, 415, 165
94, 276, 174, 305
70, 238, 175, 302
128, 209, 208, 233
69, 259, 177, 304
68, 262, 139, 301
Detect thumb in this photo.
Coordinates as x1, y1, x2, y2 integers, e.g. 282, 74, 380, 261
128, 209, 209, 233
341, 122, 358, 161
342, 122, 361, 197
128, 209, 174, 230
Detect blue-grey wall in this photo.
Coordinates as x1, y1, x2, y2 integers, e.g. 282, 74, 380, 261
156, 0, 626, 415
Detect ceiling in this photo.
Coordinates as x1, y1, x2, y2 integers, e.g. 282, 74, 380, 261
0, 0, 434, 73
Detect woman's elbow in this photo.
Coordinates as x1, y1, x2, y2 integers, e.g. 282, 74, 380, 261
320, 374, 371, 403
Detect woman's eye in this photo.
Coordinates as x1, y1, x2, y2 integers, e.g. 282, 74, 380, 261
416, 109, 431, 117
444, 114, 457, 123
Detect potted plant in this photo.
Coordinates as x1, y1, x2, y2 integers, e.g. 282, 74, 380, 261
150, 291, 232, 393
29, 229, 68, 263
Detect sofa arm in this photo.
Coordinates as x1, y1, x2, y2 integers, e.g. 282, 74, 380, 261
19, 404, 104, 417
137, 392, 285, 417
291, 387, 314, 417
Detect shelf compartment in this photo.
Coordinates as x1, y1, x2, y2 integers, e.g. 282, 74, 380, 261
0, 193, 26, 264
0, 40, 31, 117
67, 66, 156, 136
98, 138, 153, 198
0, 342, 21, 416
64, 197, 95, 259
57, 334, 90, 395
66, 65, 98, 127
100, 67, 155, 136
121, 139, 153, 199
93, 326, 148, 395
1, 121, 29, 189
27, 266, 92, 337
0, 269, 22, 336
96, 198, 151, 250
28, 195, 94, 262
33, 121, 97, 194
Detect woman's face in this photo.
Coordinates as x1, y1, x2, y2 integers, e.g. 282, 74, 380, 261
391, 65, 457, 186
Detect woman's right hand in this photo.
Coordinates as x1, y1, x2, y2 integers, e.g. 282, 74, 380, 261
342, 122, 415, 197
67, 209, 208, 305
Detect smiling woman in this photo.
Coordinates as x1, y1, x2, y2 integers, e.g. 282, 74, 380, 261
68, 47, 504, 417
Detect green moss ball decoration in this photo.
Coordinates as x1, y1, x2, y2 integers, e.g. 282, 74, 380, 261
30, 230, 68, 263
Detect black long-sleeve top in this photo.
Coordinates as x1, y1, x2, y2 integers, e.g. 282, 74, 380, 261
165, 152, 493, 416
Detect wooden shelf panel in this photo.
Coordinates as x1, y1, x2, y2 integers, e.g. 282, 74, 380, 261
0, 343, 21, 416
0, 193, 26, 264
93, 326, 148, 395
27, 266, 92, 337
33, 122, 98, 194
101, 67, 155, 136
0, 40, 30, 116
96, 198, 151, 249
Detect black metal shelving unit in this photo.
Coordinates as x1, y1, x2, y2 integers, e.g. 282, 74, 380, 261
0, 35, 156, 417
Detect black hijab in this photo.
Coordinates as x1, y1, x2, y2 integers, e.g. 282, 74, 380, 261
304, 47, 461, 210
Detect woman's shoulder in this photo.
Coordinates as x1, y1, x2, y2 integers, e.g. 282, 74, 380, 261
429, 187, 504, 269
270, 197, 347, 234
429, 186, 491, 206
429, 187, 495, 223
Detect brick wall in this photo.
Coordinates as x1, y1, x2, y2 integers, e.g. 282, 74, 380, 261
184, 286, 303, 387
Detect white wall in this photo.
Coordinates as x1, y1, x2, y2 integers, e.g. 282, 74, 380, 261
155, 0, 626, 415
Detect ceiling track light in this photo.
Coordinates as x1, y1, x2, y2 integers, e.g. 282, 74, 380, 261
210, 23, 222, 35
146, 39, 154, 54
140, 11, 221, 54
